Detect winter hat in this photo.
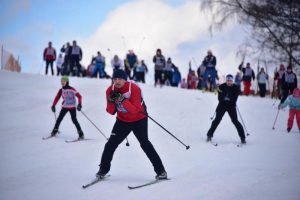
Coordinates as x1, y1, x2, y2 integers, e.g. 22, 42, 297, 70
112, 69, 127, 80
61, 76, 69, 82
226, 74, 234, 81
287, 65, 292, 70
293, 88, 300, 98
279, 64, 285, 70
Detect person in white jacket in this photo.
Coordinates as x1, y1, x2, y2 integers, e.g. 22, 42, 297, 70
257, 68, 269, 97
56, 53, 64, 76
111, 55, 124, 72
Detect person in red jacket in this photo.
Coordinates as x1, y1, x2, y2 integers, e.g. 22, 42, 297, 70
50, 76, 84, 139
96, 69, 167, 180
43, 41, 56, 75
238, 62, 255, 96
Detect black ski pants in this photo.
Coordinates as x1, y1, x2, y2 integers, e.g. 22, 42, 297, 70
100, 117, 165, 175
45, 60, 54, 75
207, 104, 245, 140
54, 108, 82, 136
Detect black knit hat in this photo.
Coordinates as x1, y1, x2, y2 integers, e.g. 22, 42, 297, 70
112, 69, 127, 80
226, 74, 234, 81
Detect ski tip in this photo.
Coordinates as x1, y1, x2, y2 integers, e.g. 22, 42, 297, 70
237, 143, 245, 147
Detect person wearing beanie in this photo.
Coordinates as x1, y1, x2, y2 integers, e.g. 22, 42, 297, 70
238, 62, 255, 96
206, 74, 246, 144
257, 68, 269, 98
49, 76, 84, 140
201, 49, 217, 91
153, 49, 166, 87
96, 69, 167, 180
279, 88, 300, 132
280, 65, 297, 104
43, 41, 56, 76
274, 64, 286, 99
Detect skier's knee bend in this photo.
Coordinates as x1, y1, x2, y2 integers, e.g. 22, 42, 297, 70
139, 140, 153, 150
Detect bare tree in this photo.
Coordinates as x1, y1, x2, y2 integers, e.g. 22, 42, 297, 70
201, 0, 300, 67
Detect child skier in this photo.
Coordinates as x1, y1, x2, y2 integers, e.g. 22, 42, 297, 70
50, 76, 84, 139
279, 88, 300, 132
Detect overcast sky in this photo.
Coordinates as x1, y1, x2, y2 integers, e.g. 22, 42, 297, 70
0, 0, 247, 77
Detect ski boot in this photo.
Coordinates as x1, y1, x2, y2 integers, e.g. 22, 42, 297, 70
51, 128, 58, 136
206, 136, 212, 142
155, 171, 168, 180
78, 130, 85, 140
241, 138, 246, 144
96, 165, 107, 179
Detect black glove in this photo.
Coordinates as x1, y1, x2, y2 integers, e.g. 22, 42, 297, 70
77, 104, 82, 111
51, 106, 55, 112
109, 91, 125, 103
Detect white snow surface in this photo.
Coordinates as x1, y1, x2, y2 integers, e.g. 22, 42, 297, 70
0, 71, 300, 200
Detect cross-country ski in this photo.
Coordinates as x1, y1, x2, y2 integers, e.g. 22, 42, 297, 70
82, 175, 110, 189
128, 178, 170, 190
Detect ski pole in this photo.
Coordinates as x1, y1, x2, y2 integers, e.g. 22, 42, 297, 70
210, 111, 216, 120
272, 109, 280, 130
272, 98, 277, 106
145, 113, 190, 150
80, 111, 109, 140
54, 112, 57, 121
236, 106, 250, 136
53, 112, 60, 134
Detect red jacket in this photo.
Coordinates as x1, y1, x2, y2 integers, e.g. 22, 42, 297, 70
106, 81, 146, 122
44, 47, 56, 61
52, 85, 82, 110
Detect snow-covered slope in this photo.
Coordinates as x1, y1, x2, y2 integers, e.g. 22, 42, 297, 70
0, 71, 299, 200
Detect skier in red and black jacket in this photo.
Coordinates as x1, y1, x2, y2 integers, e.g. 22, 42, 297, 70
50, 76, 84, 139
96, 69, 167, 180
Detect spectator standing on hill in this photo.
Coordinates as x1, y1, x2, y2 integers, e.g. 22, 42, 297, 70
69, 40, 83, 76
172, 66, 181, 87
164, 58, 174, 86
274, 64, 286, 99
257, 68, 269, 97
201, 50, 217, 91
239, 62, 255, 96
124, 50, 138, 80
56, 53, 64, 76
111, 55, 124, 72
135, 60, 148, 83
92, 51, 106, 78
153, 49, 166, 87
60, 42, 71, 75
43, 41, 56, 75
234, 72, 242, 93
280, 65, 298, 104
